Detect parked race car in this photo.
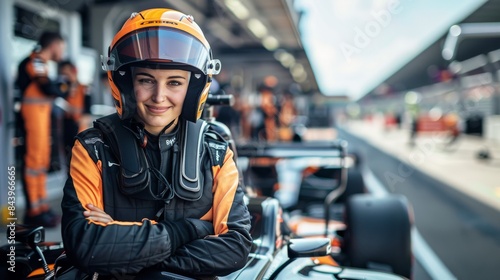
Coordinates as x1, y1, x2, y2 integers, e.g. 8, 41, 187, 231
236, 141, 413, 280
1, 95, 413, 280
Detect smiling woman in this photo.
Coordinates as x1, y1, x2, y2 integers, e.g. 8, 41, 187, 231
60, 7, 252, 278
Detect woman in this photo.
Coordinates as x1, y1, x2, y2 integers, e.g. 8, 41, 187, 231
61, 8, 252, 278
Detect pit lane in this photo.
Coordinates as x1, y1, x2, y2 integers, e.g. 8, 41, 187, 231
338, 127, 500, 280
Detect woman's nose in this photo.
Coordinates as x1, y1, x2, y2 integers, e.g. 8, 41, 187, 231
151, 85, 166, 103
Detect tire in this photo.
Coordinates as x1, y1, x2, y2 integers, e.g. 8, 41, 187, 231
344, 194, 413, 278
337, 167, 366, 203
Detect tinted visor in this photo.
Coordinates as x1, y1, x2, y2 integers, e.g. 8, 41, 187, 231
104, 27, 210, 74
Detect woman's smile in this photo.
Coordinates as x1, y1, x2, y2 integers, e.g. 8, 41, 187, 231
145, 104, 171, 114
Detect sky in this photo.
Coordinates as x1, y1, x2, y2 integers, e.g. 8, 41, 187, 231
294, 0, 487, 100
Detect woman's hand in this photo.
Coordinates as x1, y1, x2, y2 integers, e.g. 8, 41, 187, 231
83, 204, 114, 224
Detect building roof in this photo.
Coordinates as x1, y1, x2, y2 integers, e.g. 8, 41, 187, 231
88, 0, 319, 93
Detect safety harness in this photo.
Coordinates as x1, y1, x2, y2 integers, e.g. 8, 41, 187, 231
83, 113, 227, 202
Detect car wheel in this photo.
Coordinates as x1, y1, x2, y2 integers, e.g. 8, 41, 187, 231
343, 194, 413, 278
337, 167, 366, 203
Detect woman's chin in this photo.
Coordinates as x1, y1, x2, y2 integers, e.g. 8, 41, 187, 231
142, 117, 175, 131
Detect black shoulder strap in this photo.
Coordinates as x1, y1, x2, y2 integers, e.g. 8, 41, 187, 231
75, 128, 105, 163
205, 124, 229, 168
86, 115, 228, 202
94, 114, 150, 195
174, 119, 208, 201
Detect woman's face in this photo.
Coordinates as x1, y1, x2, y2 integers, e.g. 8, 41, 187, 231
133, 67, 190, 135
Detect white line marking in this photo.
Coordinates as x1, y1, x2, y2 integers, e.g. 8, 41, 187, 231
362, 166, 457, 280
412, 228, 457, 280
361, 165, 389, 197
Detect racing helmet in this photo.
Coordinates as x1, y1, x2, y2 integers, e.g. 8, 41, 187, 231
101, 8, 221, 122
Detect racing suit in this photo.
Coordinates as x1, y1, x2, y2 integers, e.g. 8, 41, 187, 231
61, 114, 252, 277
17, 52, 69, 216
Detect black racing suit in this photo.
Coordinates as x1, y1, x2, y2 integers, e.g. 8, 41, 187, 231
61, 114, 252, 277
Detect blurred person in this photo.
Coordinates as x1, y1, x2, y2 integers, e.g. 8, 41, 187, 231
395, 112, 402, 129
60, 8, 251, 278
16, 31, 69, 227
253, 84, 278, 141
409, 115, 418, 146
442, 111, 460, 144
278, 91, 297, 141
239, 96, 253, 141
384, 112, 397, 131
261, 84, 278, 141
249, 104, 265, 140
406, 103, 420, 147
58, 60, 92, 153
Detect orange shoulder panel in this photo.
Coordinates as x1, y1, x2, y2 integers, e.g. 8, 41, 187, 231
70, 140, 157, 226
210, 148, 239, 234
70, 140, 104, 210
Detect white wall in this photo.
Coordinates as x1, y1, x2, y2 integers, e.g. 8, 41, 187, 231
0, 0, 14, 224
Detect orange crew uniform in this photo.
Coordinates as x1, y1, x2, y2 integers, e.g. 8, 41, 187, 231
260, 89, 278, 141
63, 83, 91, 150
16, 52, 68, 216
64, 84, 88, 128
278, 96, 296, 141
443, 112, 459, 137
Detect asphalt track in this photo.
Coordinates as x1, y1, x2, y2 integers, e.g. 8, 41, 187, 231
338, 128, 500, 280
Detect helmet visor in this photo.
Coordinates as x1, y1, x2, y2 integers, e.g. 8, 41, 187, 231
103, 27, 210, 74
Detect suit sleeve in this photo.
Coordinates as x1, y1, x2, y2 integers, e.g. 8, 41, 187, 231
61, 139, 209, 275
156, 148, 253, 276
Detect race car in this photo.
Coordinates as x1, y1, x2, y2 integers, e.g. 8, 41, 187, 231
235, 141, 413, 280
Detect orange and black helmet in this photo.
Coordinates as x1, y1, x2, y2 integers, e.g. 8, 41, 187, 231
101, 8, 221, 122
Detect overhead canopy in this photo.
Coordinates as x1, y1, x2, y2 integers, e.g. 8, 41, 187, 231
91, 0, 319, 93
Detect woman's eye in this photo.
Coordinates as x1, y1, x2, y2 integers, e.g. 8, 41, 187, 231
138, 78, 155, 85
168, 80, 182, 86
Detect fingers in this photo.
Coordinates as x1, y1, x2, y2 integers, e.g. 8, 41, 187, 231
83, 210, 114, 223
83, 204, 114, 224
86, 203, 106, 213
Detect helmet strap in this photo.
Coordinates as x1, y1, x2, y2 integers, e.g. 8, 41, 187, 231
159, 119, 177, 135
